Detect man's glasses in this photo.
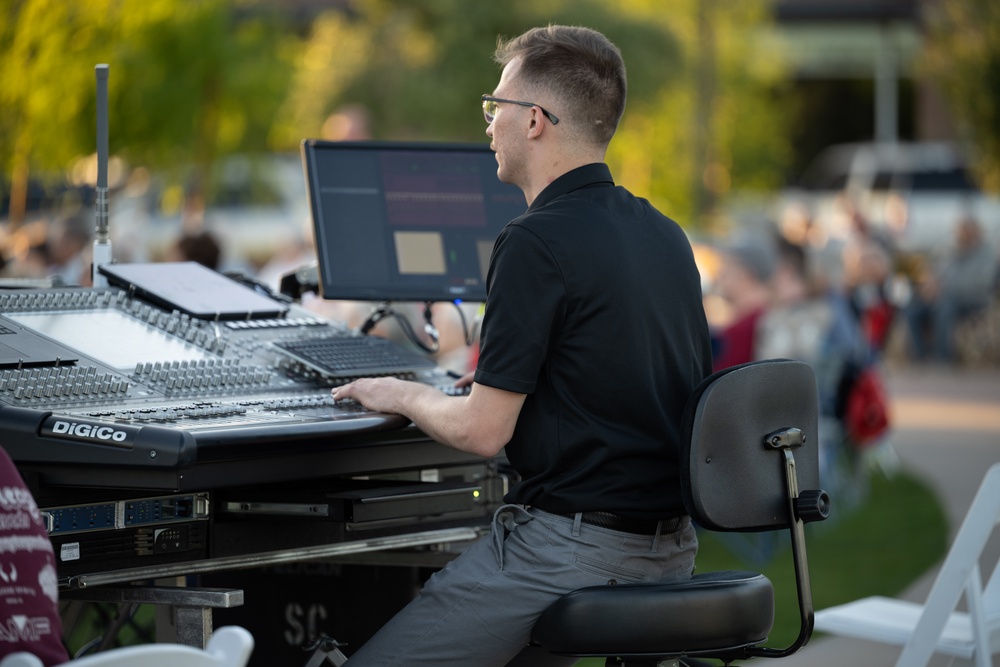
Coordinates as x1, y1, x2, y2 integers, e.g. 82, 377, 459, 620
482, 95, 560, 126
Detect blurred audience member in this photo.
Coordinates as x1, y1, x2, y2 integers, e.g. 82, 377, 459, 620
757, 238, 868, 403
321, 103, 372, 142
840, 200, 895, 353
780, 201, 821, 249
711, 232, 777, 372
255, 215, 317, 294
165, 230, 222, 271
46, 210, 92, 286
0, 246, 49, 283
756, 237, 874, 500
904, 215, 998, 362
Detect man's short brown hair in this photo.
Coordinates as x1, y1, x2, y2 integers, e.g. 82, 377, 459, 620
494, 25, 626, 146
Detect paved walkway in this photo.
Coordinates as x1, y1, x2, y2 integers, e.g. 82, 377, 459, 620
779, 362, 1000, 667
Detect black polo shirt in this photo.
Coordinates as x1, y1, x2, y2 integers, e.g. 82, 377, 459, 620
474, 163, 713, 520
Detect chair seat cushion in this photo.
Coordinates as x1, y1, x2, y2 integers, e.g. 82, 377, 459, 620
531, 570, 774, 658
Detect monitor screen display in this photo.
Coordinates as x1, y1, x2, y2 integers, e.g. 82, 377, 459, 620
301, 140, 527, 302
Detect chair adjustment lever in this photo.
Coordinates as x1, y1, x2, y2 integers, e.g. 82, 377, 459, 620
764, 427, 805, 450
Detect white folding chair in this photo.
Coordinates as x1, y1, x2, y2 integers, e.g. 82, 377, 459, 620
815, 462, 1000, 667
0, 625, 253, 667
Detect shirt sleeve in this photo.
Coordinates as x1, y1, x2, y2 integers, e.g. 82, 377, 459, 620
474, 224, 566, 395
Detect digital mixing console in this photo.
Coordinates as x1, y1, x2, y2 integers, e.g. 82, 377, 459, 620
0, 273, 500, 586
0, 279, 468, 486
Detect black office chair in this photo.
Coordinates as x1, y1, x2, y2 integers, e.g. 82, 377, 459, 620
531, 359, 831, 666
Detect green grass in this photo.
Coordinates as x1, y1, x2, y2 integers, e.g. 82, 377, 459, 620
575, 469, 949, 664
64, 602, 157, 656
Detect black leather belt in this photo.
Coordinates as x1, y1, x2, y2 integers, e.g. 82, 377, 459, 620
562, 511, 684, 536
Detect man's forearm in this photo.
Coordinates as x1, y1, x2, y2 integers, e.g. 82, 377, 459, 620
332, 377, 523, 457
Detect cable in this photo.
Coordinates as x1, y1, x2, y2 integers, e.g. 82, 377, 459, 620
450, 301, 477, 347
359, 302, 439, 354
422, 302, 440, 350
358, 302, 392, 337
223, 271, 294, 304
357, 301, 480, 353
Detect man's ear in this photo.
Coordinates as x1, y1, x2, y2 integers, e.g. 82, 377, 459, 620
526, 107, 545, 139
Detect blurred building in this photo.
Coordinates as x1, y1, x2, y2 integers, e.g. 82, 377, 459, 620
768, 0, 955, 180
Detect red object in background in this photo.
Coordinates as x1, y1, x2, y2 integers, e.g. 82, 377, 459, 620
844, 366, 891, 447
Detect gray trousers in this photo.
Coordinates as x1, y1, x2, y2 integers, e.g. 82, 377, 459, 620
344, 504, 698, 666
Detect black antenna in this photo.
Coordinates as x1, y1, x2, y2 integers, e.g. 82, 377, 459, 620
92, 63, 113, 287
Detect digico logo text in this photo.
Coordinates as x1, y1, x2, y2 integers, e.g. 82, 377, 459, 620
51, 421, 128, 442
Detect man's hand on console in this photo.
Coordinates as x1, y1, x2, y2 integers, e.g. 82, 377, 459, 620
331, 377, 409, 414
453, 371, 475, 389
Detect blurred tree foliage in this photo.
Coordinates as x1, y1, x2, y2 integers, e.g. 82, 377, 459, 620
1, 0, 788, 231
606, 0, 791, 227
922, 0, 1000, 194
277, 0, 790, 227
0, 0, 295, 225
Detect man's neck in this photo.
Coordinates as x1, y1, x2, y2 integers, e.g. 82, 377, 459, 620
522, 149, 606, 206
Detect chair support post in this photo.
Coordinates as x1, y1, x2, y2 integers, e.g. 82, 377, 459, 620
747, 447, 817, 658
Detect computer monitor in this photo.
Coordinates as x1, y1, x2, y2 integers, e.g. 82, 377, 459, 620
301, 140, 527, 303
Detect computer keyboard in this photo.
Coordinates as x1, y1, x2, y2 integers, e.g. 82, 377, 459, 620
275, 335, 437, 378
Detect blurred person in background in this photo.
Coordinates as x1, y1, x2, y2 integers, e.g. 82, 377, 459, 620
710, 231, 777, 372
904, 214, 998, 363
0, 241, 50, 283
840, 199, 895, 355
756, 236, 874, 506
261, 103, 371, 288
297, 103, 378, 335
46, 209, 92, 286
321, 103, 371, 143
165, 230, 222, 270
0, 210, 96, 287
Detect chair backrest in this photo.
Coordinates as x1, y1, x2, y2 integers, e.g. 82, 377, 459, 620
682, 358, 827, 658
681, 358, 821, 532
0, 626, 253, 667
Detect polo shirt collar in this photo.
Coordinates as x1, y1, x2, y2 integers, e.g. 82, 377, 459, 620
528, 163, 615, 211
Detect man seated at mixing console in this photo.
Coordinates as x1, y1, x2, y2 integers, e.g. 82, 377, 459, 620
331, 24, 713, 666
